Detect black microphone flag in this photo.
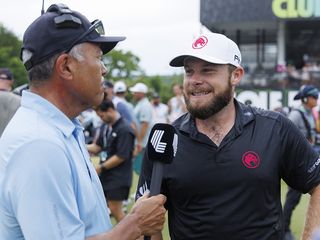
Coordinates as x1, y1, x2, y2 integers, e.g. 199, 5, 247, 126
144, 123, 177, 240
147, 123, 177, 163
147, 123, 178, 196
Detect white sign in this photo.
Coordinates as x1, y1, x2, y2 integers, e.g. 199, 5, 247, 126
236, 90, 300, 110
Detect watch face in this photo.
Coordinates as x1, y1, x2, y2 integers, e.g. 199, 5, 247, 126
100, 151, 108, 161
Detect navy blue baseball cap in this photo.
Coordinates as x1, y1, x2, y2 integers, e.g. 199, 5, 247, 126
294, 85, 319, 100
21, 3, 126, 70
0, 68, 14, 80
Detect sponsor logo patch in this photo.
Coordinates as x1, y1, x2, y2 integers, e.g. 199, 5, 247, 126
242, 151, 260, 169
150, 130, 167, 153
308, 156, 320, 173
234, 55, 240, 63
192, 36, 208, 49
137, 181, 149, 198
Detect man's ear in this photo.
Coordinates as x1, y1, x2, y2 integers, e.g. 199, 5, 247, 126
54, 53, 74, 80
230, 67, 244, 86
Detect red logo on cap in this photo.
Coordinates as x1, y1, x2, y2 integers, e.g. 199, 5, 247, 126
242, 151, 260, 169
192, 36, 208, 49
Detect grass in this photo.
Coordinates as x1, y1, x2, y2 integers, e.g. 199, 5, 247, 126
92, 157, 309, 239
129, 172, 172, 239
281, 182, 309, 239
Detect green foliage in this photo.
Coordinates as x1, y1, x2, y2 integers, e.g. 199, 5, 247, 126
121, 74, 184, 104
0, 23, 28, 88
103, 49, 144, 80
102, 47, 185, 103
0, 22, 184, 100
280, 182, 308, 239
146, 74, 183, 103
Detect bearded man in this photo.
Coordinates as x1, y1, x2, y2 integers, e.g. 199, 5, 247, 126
136, 32, 320, 240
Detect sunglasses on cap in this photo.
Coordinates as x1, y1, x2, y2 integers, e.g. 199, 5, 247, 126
65, 19, 105, 53
48, 4, 105, 53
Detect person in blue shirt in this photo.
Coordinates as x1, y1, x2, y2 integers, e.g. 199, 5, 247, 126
0, 3, 166, 240
102, 80, 137, 135
129, 82, 154, 175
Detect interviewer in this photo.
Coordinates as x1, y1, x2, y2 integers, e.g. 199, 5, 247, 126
0, 3, 166, 240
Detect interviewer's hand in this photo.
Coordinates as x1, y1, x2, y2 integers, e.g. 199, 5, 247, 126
95, 165, 102, 175
130, 192, 167, 236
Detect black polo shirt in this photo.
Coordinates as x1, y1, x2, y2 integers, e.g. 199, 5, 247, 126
97, 117, 134, 190
136, 100, 320, 240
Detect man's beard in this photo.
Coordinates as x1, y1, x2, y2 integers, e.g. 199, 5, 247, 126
184, 80, 233, 120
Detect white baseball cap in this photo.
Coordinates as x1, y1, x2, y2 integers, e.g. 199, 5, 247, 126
170, 32, 241, 67
114, 81, 127, 93
129, 82, 148, 93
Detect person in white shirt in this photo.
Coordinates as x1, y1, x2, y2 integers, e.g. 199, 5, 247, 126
129, 82, 153, 175
168, 84, 187, 123
151, 92, 169, 124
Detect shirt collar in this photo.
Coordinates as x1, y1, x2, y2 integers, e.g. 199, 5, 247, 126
113, 118, 121, 128
21, 91, 82, 138
137, 97, 148, 104
300, 105, 313, 114
233, 100, 255, 136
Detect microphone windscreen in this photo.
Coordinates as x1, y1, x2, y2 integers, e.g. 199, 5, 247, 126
147, 123, 178, 164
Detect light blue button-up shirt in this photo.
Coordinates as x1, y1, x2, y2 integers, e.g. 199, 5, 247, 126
134, 97, 154, 147
0, 91, 112, 240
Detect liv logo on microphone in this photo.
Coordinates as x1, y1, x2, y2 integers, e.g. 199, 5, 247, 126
173, 134, 178, 157
150, 130, 167, 153
147, 123, 178, 163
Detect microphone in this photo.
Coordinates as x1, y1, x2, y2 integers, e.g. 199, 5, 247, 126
144, 123, 178, 240
148, 123, 177, 196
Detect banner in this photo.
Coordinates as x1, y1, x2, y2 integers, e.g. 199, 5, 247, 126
236, 89, 300, 110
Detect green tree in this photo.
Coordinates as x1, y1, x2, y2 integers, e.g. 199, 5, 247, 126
127, 74, 184, 104
150, 74, 184, 103
0, 23, 28, 87
0, 22, 183, 98
103, 49, 144, 81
